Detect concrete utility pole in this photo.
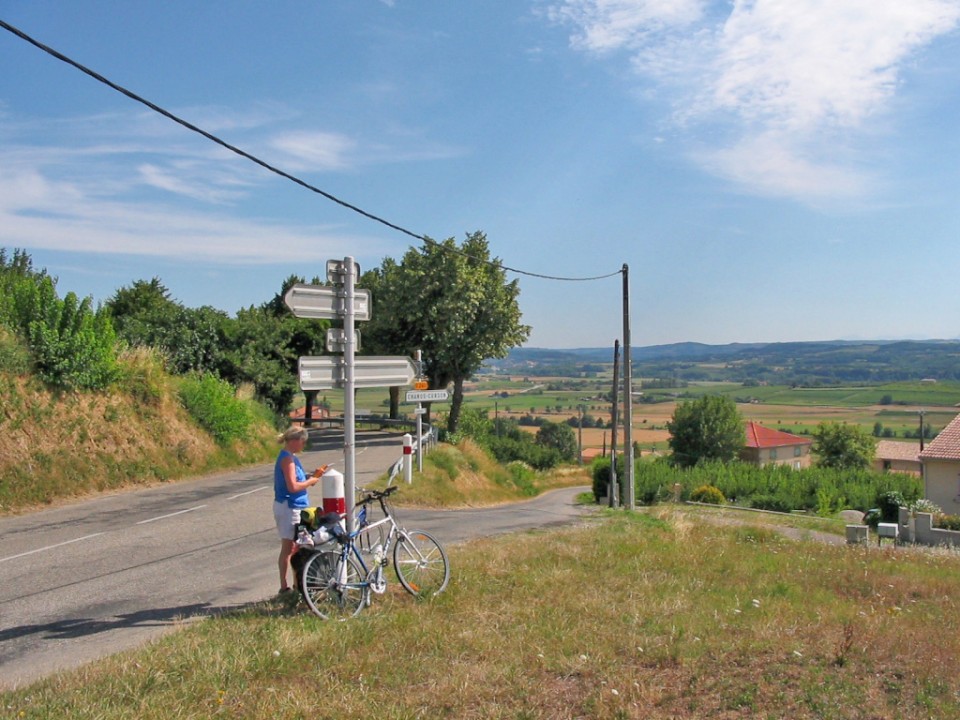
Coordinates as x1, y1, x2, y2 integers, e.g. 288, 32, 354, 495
622, 263, 635, 509
609, 339, 620, 509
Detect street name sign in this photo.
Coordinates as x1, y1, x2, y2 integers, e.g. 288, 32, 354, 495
405, 389, 449, 403
283, 283, 370, 321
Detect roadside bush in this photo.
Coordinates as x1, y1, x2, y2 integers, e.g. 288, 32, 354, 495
690, 484, 725, 505
592, 456, 611, 502
506, 461, 537, 496
178, 372, 254, 445
877, 490, 906, 522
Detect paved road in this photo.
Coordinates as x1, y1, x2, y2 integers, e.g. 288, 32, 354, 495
0, 430, 592, 689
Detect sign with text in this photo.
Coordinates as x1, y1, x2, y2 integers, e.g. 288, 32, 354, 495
405, 389, 449, 403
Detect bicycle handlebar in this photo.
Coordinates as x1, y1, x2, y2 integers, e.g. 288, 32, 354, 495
355, 485, 399, 506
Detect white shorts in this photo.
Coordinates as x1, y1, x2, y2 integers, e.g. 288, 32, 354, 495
273, 501, 303, 541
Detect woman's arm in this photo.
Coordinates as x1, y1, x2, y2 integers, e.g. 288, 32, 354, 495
281, 455, 317, 494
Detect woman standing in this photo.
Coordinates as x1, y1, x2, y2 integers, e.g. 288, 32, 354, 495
273, 426, 320, 594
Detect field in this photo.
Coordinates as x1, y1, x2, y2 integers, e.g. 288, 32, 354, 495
334, 378, 960, 458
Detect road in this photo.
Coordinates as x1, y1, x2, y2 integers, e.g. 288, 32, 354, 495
0, 430, 592, 689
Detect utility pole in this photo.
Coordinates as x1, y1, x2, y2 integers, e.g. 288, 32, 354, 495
609, 339, 620, 509
622, 263, 634, 509
577, 405, 584, 465
919, 409, 926, 451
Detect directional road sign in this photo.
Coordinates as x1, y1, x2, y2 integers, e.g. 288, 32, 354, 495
405, 389, 449, 403
299, 356, 416, 390
283, 283, 370, 321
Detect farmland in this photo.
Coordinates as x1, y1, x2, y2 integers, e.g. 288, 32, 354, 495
335, 375, 960, 459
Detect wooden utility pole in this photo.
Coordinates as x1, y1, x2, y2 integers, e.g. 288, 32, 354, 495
622, 263, 634, 509
609, 340, 620, 509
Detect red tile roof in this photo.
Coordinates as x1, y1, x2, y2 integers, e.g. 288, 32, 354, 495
919, 413, 960, 460
744, 421, 812, 449
875, 440, 921, 463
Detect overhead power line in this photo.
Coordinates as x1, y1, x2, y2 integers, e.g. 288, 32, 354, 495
0, 18, 622, 283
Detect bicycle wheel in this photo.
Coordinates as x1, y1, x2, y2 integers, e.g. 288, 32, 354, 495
393, 529, 450, 597
300, 549, 367, 620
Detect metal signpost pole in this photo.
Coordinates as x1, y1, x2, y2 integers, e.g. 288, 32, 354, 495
416, 403, 424, 472
343, 256, 357, 534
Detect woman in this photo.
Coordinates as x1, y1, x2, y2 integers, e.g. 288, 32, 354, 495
273, 426, 320, 594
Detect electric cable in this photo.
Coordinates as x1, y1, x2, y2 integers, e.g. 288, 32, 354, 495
0, 18, 623, 283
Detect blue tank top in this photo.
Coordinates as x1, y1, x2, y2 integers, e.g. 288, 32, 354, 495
274, 449, 309, 508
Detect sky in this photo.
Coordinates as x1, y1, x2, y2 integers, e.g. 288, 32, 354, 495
1, 1, 959, 349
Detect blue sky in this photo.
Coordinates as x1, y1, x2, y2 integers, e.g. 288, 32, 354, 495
2, 1, 959, 349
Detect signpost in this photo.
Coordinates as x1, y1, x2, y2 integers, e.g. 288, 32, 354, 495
403, 388, 449, 471
285, 258, 415, 533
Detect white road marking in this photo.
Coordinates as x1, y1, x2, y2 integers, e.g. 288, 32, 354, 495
136, 505, 207, 525
0, 532, 106, 563
228, 486, 269, 500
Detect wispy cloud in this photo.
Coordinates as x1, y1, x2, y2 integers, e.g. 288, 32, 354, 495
0, 106, 396, 263
548, 0, 960, 201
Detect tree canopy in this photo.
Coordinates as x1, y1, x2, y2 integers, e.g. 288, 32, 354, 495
362, 232, 530, 433
666, 395, 745, 468
812, 422, 876, 470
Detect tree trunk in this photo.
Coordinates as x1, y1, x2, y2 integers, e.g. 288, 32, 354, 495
389, 386, 399, 419
447, 378, 465, 434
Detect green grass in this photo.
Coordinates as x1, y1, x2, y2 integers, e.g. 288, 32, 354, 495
6, 509, 960, 719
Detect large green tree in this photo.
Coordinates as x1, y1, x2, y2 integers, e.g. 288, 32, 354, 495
812, 422, 875, 470
106, 278, 230, 376
667, 395, 745, 468
363, 232, 530, 434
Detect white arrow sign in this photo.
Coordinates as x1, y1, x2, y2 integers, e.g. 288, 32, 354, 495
299, 356, 416, 390
405, 390, 449, 403
283, 283, 371, 321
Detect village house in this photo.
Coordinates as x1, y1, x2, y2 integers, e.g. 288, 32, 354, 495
918, 413, 960, 513
740, 421, 812, 469
872, 440, 922, 475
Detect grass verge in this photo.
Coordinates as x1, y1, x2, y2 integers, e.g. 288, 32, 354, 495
5, 509, 960, 719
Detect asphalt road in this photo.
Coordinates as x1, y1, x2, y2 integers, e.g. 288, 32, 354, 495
0, 430, 592, 689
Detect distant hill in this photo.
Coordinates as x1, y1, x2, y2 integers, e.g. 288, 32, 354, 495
487, 340, 960, 384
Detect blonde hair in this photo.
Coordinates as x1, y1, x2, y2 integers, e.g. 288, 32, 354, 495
278, 426, 308, 444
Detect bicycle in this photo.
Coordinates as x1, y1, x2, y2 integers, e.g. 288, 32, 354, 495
299, 485, 450, 620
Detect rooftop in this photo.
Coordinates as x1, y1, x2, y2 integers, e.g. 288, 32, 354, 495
744, 421, 811, 449
874, 440, 922, 463
919, 413, 960, 460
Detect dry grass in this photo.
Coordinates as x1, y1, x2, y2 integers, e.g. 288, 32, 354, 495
6, 510, 960, 719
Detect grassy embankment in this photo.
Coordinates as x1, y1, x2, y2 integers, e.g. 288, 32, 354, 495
5, 504, 960, 719
0, 350, 278, 514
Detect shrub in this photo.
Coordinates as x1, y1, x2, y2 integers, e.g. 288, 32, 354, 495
690, 484, 726, 505
178, 372, 253, 445
934, 513, 960, 531
877, 490, 906, 523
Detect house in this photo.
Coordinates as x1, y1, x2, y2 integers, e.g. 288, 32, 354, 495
740, 422, 812, 469
918, 413, 960, 513
873, 440, 922, 475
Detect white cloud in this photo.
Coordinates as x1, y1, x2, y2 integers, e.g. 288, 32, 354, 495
549, 0, 960, 201
269, 131, 358, 171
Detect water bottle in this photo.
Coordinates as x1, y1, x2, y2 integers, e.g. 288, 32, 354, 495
372, 543, 384, 565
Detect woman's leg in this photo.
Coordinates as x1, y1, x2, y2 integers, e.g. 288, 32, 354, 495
278, 537, 296, 591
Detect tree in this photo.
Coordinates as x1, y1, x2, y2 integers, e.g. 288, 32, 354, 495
812, 422, 876, 470
536, 420, 578, 462
362, 232, 530, 434
666, 395, 745, 468
106, 279, 231, 376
